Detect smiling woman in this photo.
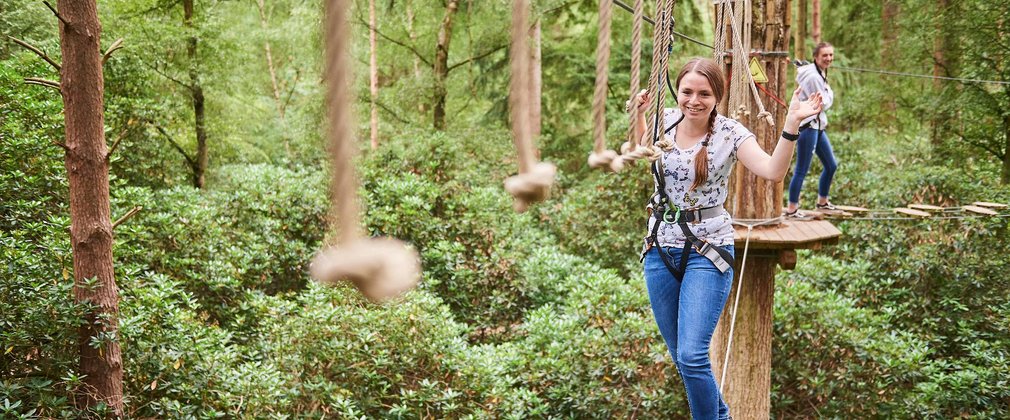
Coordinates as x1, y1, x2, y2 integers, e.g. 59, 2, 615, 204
626, 57, 823, 420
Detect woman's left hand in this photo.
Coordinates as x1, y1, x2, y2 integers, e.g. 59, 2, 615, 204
786, 87, 823, 123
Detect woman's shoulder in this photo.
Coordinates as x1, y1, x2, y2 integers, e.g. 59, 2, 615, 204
714, 114, 754, 147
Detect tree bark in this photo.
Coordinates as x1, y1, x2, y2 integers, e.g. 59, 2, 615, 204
57, 0, 123, 414
433, 0, 459, 131
184, 0, 208, 188
795, 0, 806, 60
811, 0, 821, 43
930, 0, 947, 146
1003, 114, 1010, 185
369, 0, 379, 149
881, 0, 900, 126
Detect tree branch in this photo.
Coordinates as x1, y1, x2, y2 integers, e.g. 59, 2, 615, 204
103, 38, 124, 65
146, 63, 194, 92
374, 99, 413, 125
447, 44, 506, 72
7, 36, 62, 71
153, 124, 196, 167
24, 77, 61, 92
42, 1, 69, 26
957, 132, 1004, 160
351, 17, 432, 67
106, 127, 129, 160
112, 206, 143, 230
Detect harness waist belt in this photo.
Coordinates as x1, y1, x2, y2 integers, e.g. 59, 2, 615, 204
652, 205, 725, 224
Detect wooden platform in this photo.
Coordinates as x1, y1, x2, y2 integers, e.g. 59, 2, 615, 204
733, 219, 841, 250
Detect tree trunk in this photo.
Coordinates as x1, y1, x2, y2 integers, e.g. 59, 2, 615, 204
369, 0, 379, 149
407, 0, 425, 113
811, 0, 821, 43
184, 0, 208, 188
529, 18, 542, 139
57, 0, 123, 414
433, 0, 459, 131
255, 0, 290, 157
795, 0, 806, 60
1003, 114, 1010, 185
881, 0, 900, 126
930, 0, 947, 146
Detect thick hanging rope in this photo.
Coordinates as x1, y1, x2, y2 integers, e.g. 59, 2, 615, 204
612, 0, 674, 169
310, 0, 420, 302
588, 0, 620, 170
505, 0, 556, 212
719, 0, 774, 126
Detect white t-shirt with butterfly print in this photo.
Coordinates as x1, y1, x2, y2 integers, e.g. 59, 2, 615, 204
644, 108, 754, 250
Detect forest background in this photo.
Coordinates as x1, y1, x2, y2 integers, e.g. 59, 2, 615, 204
2, 0, 1009, 418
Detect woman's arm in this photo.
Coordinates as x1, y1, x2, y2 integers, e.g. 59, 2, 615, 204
629, 89, 650, 144
737, 88, 823, 180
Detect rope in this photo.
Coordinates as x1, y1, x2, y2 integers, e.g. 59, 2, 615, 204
612, 0, 714, 49
722, 0, 773, 126
311, 0, 420, 302
588, 0, 620, 170
505, 0, 556, 212
833, 65, 1010, 86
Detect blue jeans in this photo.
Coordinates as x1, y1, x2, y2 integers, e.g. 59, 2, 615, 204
644, 245, 735, 420
788, 127, 838, 205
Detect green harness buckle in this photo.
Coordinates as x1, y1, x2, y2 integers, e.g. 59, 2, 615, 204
662, 206, 681, 224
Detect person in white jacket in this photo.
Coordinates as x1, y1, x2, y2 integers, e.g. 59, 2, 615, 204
786, 42, 838, 216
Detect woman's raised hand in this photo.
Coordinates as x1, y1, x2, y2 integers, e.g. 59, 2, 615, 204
626, 89, 650, 114
786, 87, 823, 123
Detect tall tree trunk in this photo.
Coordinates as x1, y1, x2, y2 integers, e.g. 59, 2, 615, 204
57, 0, 123, 414
529, 18, 542, 139
255, 0, 290, 156
795, 0, 807, 60
407, 0, 425, 113
433, 0, 459, 131
184, 0, 208, 188
369, 0, 379, 149
881, 0, 899, 126
930, 0, 947, 146
811, 0, 821, 43
1003, 114, 1010, 185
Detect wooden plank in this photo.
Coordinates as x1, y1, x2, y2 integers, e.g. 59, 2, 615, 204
963, 205, 999, 216
908, 204, 945, 212
834, 205, 869, 212
973, 201, 1008, 209
894, 207, 931, 218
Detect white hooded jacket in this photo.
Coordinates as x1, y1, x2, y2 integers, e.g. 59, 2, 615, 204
796, 63, 834, 129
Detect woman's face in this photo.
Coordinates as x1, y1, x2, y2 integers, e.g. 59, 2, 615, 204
815, 46, 834, 69
677, 72, 717, 124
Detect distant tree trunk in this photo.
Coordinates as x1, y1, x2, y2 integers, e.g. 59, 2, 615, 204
795, 0, 807, 60
407, 0, 425, 113
1003, 114, 1010, 185
369, 0, 379, 149
255, 0, 290, 157
811, 0, 821, 43
930, 0, 947, 146
530, 18, 542, 139
881, 0, 900, 126
184, 0, 208, 188
57, 0, 123, 414
433, 0, 459, 131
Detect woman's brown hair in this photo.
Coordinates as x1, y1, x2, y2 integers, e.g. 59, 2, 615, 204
675, 58, 725, 191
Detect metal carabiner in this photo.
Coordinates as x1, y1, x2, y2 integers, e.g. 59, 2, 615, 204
662, 205, 680, 224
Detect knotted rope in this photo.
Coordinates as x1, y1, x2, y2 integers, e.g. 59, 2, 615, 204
612, 0, 675, 170
587, 0, 620, 171
505, 0, 556, 212
311, 0, 420, 302
717, 0, 774, 126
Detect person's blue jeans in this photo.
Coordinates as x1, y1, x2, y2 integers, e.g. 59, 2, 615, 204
788, 127, 838, 205
644, 245, 735, 420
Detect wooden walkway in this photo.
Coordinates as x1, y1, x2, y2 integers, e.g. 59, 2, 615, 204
733, 219, 841, 250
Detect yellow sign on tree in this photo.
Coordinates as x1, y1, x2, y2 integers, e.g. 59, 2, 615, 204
749, 57, 768, 83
